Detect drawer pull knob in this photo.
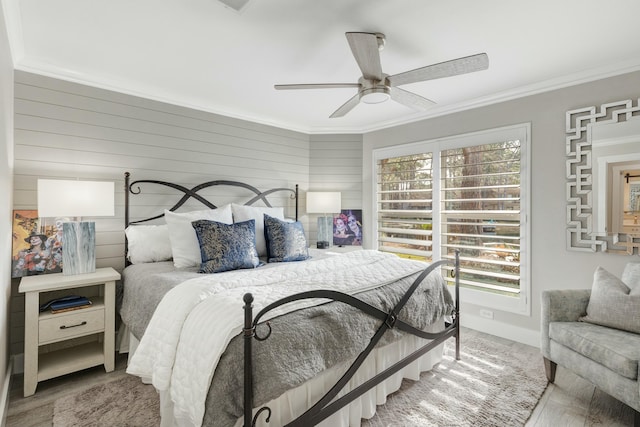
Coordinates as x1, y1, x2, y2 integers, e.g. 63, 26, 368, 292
60, 321, 87, 330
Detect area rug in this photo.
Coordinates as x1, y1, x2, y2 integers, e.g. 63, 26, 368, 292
53, 331, 548, 426
362, 332, 549, 427
52, 374, 160, 427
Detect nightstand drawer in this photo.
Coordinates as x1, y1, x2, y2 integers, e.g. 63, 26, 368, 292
39, 308, 104, 345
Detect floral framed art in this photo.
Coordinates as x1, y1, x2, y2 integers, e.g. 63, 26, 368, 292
333, 209, 362, 246
11, 210, 64, 278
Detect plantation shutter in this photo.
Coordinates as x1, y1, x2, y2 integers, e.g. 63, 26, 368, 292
440, 141, 521, 295
374, 124, 529, 312
376, 153, 433, 261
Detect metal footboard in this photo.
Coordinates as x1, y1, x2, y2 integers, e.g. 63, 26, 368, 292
242, 251, 460, 427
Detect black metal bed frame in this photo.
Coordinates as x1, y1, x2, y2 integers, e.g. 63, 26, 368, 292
122, 171, 460, 427
243, 252, 460, 427
123, 171, 299, 265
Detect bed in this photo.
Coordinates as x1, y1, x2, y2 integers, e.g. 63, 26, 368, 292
119, 172, 460, 427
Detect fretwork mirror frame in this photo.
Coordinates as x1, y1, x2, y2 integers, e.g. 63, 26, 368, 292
566, 98, 640, 254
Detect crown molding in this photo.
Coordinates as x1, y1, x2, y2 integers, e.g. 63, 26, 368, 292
14, 56, 640, 136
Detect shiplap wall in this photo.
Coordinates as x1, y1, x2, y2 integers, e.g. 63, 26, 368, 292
13, 70, 311, 268
308, 134, 363, 245
13, 70, 358, 358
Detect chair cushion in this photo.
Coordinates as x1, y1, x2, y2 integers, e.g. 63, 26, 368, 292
579, 266, 640, 334
549, 321, 640, 380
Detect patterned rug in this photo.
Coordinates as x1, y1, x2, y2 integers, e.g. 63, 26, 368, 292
53, 331, 548, 426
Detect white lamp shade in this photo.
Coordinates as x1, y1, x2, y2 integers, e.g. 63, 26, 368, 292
306, 192, 341, 214
37, 179, 115, 218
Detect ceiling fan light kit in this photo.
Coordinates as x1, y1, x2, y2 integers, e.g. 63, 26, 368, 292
360, 86, 390, 104
275, 32, 489, 118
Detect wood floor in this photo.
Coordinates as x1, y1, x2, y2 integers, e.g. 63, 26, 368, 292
6, 353, 131, 427
5, 332, 636, 427
526, 364, 636, 427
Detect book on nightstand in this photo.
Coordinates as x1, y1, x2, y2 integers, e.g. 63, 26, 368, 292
50, 303, 93, 314
40, 295, 93, 313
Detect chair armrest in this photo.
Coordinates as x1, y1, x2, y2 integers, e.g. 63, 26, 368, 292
542, 289, 591, 322
540, 289, 591, 357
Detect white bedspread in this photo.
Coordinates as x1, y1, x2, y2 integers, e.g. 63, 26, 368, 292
126, 250, 426, 427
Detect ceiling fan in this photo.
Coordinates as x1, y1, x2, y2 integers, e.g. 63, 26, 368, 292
275, 32, 489, 118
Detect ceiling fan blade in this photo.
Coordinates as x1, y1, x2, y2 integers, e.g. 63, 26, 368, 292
388, 53, 489, 87
329, 93, 360, 118
346, 32, 384, 81
389, 87, 435, 111
274, 83, 360, 90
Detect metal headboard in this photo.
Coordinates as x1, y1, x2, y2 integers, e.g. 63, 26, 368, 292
123, 171, 299, 264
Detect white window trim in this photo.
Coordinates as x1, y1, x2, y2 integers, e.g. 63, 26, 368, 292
373, 123, 531, 316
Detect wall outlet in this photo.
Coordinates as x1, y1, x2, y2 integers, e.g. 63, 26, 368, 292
479, 309, 494, 320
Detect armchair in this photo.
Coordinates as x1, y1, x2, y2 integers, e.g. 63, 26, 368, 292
541, 264, 640, 426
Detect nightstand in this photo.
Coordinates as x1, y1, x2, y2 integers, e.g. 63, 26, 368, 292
19, 267, 120, 397
322, 245, 363, 254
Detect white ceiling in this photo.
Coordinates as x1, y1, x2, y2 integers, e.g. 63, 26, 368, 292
4, 0, 640, 134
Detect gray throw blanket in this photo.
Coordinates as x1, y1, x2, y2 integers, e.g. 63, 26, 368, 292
120, 257, 453, 427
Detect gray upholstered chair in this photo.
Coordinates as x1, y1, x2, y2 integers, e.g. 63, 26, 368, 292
541, 263, 640, 426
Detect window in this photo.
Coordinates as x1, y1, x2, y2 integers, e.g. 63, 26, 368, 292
377, 153, 434, 260
374, 124, 530, 314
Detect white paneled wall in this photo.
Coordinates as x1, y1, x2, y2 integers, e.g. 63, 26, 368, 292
10, 71, 365, 359
11, 71, 326, 356
13, 71, 310, 271
308, 134, 363, 246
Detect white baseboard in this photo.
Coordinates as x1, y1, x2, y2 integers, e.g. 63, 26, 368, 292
461, 314, 541, 348
0, 360, 13, 427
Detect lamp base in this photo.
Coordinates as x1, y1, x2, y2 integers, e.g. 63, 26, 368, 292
317, 241, 329, 249
62, 222, 96, 275
317, 216, 333, 248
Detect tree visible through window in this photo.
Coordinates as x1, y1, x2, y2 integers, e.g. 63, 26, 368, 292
377, 153, 434, 260
441, 141, 521, 296
376, 126, 527, 304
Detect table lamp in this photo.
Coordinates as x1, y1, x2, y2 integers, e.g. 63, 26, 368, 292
306, 192, 341, 248
37, 179, 115, 275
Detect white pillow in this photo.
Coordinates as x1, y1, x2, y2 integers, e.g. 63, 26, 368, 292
580, 266, 640, 334
125, 224, 173, 264
231, 204, 284, 257
622, 263, 640, 288
164, 205, 233, 268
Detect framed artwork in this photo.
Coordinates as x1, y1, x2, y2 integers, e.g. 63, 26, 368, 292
11, 210, 65, 278
333, 209, 362, 246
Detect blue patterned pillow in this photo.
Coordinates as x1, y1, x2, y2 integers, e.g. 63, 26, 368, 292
264, 214, 310, 262
192, 219, 260, 273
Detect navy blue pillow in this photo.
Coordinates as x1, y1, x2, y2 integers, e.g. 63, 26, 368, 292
192, 219, 260, 273
264, 214, 310, 262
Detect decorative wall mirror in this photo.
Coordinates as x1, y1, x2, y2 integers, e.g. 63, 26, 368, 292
566, 98, 640, 254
